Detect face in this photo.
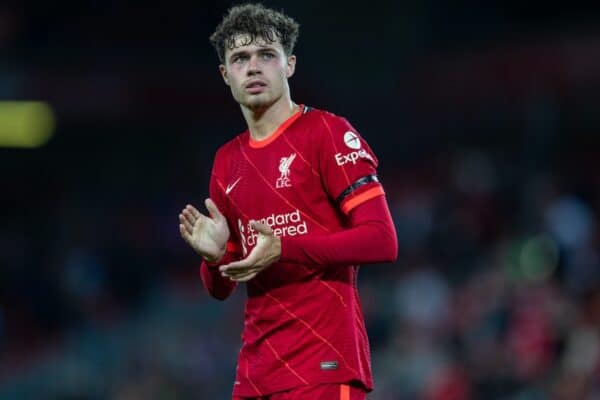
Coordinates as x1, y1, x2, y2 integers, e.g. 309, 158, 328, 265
219, 34, 296, 111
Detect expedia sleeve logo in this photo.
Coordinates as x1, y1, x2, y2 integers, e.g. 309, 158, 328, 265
334, 131, 374, 166
343, 131, 361, 149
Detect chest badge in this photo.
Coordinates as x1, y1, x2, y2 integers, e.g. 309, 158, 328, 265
276, 153, 296, 189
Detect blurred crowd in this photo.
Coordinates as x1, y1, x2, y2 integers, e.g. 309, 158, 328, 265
370, 148, 600, 399
1, 144, 599, 399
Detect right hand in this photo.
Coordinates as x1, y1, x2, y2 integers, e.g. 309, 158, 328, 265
179, 198, 230, 263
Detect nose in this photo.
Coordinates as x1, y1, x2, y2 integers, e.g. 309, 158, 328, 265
247, 54, 261, 75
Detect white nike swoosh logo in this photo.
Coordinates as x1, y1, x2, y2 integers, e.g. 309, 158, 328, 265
225, 177, 241, 195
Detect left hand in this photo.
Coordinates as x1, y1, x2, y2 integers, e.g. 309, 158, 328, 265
219, 222, 281, 282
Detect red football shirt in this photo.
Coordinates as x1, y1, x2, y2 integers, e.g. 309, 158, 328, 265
202, 105, 385, 397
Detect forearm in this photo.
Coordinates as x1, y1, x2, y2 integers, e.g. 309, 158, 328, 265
279, 195, 398, 266
199, 252, 238, 300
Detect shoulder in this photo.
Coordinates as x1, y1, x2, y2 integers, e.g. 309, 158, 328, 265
304, 107, 376, 164
298, 107, 358, 146
301, 106, 352, 128
214, 131, 247, 162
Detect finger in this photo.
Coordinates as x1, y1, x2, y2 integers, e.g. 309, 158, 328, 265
205, 198, 224, 222
231, 271, 259, 282
182, 210, 204, 234
181, 208, 197, 227
186, 204, 202, 219
250, 221, 273, 235
179, 213, 194, 234
221, 268, 261, 280
220, 254, 263, 274
179, 223, 192, 243
221, 269, 262, 282
219, 258, 252, 273
222, 264, 261, 276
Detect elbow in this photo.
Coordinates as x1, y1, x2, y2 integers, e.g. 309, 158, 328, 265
382, 232, 398, 263
202, 279, 235, 301
370, 222, 398, 263
380, 219, 399, 263
210, 290, 232, 301
200, 264, 235, 300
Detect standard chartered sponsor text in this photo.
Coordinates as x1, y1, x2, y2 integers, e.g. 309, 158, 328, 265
239, 209, 308, 249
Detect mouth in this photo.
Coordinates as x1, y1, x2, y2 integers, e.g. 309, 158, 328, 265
245, 80, 267, 94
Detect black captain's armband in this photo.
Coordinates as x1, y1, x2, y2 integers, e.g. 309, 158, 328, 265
335, 174, 380, 205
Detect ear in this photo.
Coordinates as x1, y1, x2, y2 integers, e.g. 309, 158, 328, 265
219, 64, 229, 86
285, 55, 296, 78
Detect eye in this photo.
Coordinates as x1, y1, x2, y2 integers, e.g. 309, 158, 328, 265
261, 52, 275, 60
233, 55, 248, 64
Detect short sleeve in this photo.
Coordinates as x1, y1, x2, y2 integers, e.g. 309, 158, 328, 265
318, 113, 385, 215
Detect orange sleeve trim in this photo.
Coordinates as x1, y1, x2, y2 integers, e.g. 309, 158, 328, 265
340, 384, 350, 400
341, 186, 384, 215
249, 104, 304, 149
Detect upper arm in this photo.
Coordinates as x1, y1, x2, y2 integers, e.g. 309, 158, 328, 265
317, 114, 385, 215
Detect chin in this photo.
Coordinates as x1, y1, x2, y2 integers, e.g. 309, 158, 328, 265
244, 96, 273, 111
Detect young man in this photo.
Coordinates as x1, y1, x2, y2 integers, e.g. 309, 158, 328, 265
178, 4, 397, 399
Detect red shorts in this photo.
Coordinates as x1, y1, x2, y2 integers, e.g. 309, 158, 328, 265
233, 383, 367, 400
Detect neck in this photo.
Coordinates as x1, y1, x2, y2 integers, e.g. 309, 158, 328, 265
241, 96, 299, 141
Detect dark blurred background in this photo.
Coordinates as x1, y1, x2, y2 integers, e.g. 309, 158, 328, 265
1, 1, 600, 399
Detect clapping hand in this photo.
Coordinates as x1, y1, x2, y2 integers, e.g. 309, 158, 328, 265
179, 199, 230, 263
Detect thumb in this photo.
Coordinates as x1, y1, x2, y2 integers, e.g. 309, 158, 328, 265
250, 221, 273, 235
205, 198, 224, 221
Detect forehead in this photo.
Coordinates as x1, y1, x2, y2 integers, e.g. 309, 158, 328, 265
225, 33, 284, 55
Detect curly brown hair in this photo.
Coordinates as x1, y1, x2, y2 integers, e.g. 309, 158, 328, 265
209, 3, 300, 63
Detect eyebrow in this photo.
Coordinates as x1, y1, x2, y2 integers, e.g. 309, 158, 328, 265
228, 46, 278, 62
